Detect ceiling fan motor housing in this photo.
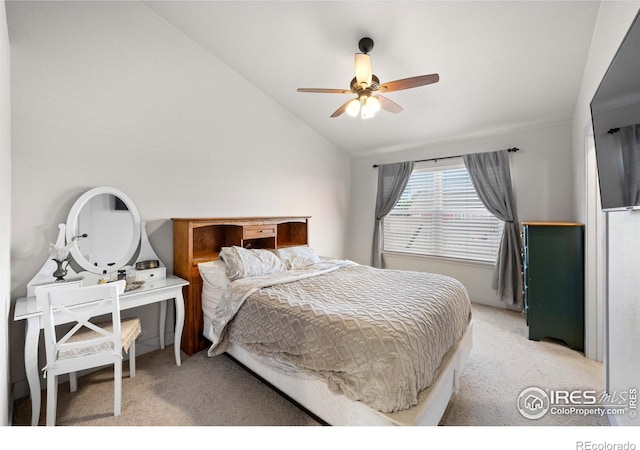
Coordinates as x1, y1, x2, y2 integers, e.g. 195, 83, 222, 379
350, 75, 380, 92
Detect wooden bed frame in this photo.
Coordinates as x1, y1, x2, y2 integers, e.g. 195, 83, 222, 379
172, 216, 311, 356
172, 216, 473, 426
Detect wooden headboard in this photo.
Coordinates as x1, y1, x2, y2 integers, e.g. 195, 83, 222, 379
171, 216, 310, 356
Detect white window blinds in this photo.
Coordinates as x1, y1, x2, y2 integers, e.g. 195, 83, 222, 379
383, 160, 504, 263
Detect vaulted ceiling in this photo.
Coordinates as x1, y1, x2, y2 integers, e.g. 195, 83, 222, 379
148, 2, 601, 156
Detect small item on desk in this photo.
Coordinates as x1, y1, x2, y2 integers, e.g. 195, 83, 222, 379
136, 260, 160, 270
124, 280, 144, 292
126, 267, 136, 284
98, 269, 108, 284
117, 269, 126, 281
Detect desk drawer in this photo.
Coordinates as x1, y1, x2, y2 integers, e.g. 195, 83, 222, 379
243, 225, 276, 240
134, 267, 166, 282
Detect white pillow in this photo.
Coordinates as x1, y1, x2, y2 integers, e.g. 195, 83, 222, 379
219, 246, 286, 281
198, 260, 230, 289
275, 246, 321, 269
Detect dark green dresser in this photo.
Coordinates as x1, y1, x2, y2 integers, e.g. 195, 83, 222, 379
522, 222, 584, 352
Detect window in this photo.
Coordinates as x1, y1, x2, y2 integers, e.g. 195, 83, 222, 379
383, 160, 504, 263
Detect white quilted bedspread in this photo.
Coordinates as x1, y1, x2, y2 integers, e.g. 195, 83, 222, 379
206, 260, 472, 413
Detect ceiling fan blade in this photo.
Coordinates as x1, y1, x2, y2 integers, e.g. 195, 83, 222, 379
297, 88, 352, 94
378, 74, 440, 93
377, 95, 403, 114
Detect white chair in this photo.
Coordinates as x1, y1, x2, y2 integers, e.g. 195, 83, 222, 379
35, 280, 142, 426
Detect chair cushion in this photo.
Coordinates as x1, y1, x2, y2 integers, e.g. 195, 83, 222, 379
57, 317, 142, 360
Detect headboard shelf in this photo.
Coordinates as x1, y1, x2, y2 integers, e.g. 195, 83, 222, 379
192, 252, 219, 266
172, 216, 310, 356
276, 221, 308, 248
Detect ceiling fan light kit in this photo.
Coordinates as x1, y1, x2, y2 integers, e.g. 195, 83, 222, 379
346, 94, 380, 119
297, 37, 439, 119
346, 98, 361, 117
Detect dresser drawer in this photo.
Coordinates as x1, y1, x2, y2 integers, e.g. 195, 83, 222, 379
243, 225, 276, 240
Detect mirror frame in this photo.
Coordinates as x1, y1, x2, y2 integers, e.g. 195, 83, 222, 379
65, 186, 141, 274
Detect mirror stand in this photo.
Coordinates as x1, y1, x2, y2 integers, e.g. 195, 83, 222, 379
27, 221, 165, 296
137, 221, 165, 269
26, 187, 166, 296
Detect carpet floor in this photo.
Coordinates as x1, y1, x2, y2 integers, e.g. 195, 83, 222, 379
11, 303, 608, 427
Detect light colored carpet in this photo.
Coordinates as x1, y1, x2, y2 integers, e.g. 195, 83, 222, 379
11, 303, 607, 427
441, 303, 607, 426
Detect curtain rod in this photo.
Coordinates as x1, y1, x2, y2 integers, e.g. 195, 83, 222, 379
372, 147, 520, 168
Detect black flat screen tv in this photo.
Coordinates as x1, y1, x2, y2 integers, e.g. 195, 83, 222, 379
590, 9, 640, 211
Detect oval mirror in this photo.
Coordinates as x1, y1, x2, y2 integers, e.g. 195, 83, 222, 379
65, 187, 141, 274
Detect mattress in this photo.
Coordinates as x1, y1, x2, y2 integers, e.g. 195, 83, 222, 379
202, 260, 471, 413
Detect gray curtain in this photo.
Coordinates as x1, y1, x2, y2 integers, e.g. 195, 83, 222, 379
371, 161, 415, 268
615, 124, 640, 207
463, 150, 523, 306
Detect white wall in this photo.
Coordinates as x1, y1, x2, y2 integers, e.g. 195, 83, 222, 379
1, 0, 11, 427
7, 1, 350, 398
606, 211, 640, 426
571, 1, 640, 426
348, 122, 575, 307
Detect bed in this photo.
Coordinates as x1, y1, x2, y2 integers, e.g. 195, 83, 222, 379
196, 244, 473, 426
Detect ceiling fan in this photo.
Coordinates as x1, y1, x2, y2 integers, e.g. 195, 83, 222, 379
297, 37, 439, 119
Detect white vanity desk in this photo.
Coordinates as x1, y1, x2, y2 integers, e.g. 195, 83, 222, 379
13, 187, 188, 426
14, 275, 187, 426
